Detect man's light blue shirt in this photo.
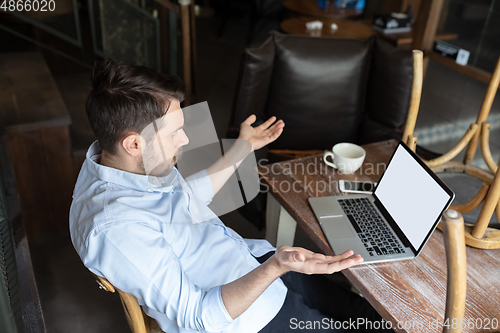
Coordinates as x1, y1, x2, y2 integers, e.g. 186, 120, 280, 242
70, 141, 287, 333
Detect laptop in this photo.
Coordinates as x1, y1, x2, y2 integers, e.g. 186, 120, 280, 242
308, 142, 455, 264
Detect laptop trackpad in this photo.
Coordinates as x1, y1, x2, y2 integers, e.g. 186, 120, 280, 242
320, 217, 356, 239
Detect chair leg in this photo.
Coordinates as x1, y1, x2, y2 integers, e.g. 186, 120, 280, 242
472, 166, 500, 240
265, 194, 297, 247
463, 56, 500, 164
449, 182, 489, 214
442, 210, 467, 333
480, 122, 499, 173
402, 50, 423, 149
117, 289, 149, 333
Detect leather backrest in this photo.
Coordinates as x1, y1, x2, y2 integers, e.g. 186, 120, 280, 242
265, 32, 373, 150
365, 37, 413, 129
232, 32, 413, 150
232, 36, 275, 126
358, 37, 413, 144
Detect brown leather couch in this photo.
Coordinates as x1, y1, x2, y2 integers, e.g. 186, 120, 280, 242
229, 31, 414, 228
231, 31, 414, 151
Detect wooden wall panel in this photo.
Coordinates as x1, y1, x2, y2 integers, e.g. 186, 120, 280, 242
5, 126, 73, 245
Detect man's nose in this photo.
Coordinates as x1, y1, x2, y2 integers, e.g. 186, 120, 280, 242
180, 129, 189, 146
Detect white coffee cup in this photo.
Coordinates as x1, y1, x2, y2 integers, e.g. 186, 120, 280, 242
323, 143, 366, 174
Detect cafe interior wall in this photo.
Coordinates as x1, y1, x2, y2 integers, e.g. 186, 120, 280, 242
414, 0, 500, 167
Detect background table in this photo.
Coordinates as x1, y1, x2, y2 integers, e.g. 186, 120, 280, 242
281, 17, 375, 38
283, 0, 363, 20
374, 28, 458, 48
259, 140, 500, 332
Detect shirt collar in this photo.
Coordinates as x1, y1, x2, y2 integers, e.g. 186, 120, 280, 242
85, 141, 178, 193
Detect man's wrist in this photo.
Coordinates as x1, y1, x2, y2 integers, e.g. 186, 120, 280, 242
263, 254, 289, 277
236, 136, 254, 152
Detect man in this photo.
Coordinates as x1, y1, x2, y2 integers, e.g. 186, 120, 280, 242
70, 60, 389, 333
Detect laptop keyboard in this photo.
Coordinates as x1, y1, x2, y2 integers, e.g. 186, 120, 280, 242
338, 198, 406, 257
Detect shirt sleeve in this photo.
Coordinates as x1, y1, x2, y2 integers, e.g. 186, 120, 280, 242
243, 239, 276, 258
85, 221, 233, 333
185, 169, 215, 205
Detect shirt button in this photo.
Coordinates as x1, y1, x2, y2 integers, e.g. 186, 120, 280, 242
146, 188, 153, 193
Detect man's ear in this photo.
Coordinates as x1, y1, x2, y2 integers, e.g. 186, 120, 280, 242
121, 133, 142, 157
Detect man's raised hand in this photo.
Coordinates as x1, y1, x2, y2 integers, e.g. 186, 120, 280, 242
239, 115, 285, 151
273, 246, 364, 275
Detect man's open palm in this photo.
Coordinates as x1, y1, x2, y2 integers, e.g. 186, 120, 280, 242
275, 246, 364, 275
239, 115, 285, 151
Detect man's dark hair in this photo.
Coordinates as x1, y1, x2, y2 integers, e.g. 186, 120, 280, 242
86, 60, 185, 154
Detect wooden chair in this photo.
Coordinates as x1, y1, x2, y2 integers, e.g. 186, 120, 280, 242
441, 209, 467, 333
93, 274, 164, 333
402, 55, 500, 249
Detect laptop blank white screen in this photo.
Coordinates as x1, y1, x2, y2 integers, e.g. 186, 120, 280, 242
374, 145, 451, 250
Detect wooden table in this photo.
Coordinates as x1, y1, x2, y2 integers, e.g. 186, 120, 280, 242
378, 30, 458, 48
281, 17, 375, 38
283, 0, 363, 20
259, 140, 500, 332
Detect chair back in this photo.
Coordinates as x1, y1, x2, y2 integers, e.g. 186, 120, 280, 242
93, 274, 152, 333
232, 32, 414, 150
441, 210, 467, 333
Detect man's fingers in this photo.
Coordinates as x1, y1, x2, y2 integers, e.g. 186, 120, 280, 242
278, 246, 364, 275
268, 128, 284, 142
258, 116, 277, 130
309, 261, 340, 274
251, 119, 284, 148
243, 114, 257, 126
326, 253, 363, 265
312, 253, 326, 260
335, 255, 364, 270
318, 250, 353, 263
318, 256, 363, 274
264, 119, 284, 131
266, 121, 284, 137
336, 250, 355, 260
312, 254, 363, 273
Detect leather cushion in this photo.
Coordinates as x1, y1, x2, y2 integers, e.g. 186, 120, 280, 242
364, 37, 413, 129
232, 35, 275, 125
265, 32, 373, 150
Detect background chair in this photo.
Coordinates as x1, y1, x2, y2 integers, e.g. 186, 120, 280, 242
93, 274, 164, 333
230, 31, 414, 154
229, 31, 414, 228
441, 209, 467, 333
402, 56, 500, 249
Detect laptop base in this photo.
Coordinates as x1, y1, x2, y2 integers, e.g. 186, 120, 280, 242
309, 194, 414, 264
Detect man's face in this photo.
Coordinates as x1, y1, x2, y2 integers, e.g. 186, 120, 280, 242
140, 100, 189, 177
